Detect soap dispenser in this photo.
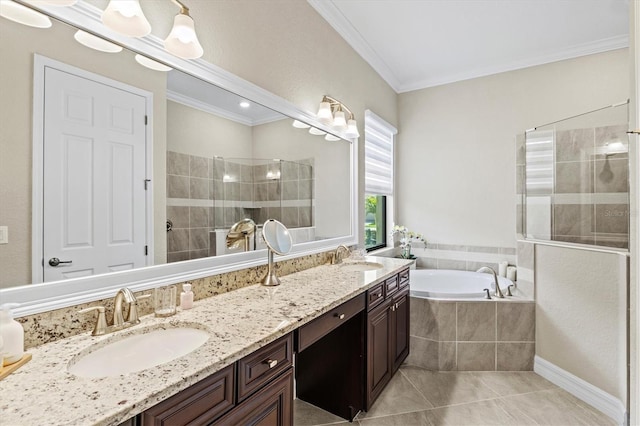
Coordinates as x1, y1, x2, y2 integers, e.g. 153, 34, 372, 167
0, 303, 24, 366
180, 283, 194, 310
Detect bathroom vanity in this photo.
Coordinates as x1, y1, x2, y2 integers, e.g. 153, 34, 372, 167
0, 257, 411, 425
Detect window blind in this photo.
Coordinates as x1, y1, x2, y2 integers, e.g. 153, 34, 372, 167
364, 110, 397, 195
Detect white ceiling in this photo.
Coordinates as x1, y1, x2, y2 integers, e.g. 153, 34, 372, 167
309, 0, 629, 93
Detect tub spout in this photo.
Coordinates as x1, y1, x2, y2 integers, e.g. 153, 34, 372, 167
477, 266, 504, 298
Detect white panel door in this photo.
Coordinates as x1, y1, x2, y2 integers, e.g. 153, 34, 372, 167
43, 67, 147, 282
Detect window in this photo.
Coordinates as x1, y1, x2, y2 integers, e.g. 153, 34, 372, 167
364, 110, 397, 252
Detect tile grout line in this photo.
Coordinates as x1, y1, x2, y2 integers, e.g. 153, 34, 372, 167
494, 395, 542, 425
397, 368, 438, 410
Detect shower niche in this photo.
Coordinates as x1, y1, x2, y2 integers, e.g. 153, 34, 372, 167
167, 154, 314, 262
518, 102, 630, 249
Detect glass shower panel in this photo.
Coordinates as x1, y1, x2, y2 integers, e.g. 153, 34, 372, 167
523, 102, 629, 249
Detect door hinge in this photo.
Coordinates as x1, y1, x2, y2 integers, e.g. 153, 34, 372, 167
144, 245, 148, 256
144, 179, 151, 190
144, 115, 148, 125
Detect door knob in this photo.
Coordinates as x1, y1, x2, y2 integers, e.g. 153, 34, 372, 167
48, 257, 72, 267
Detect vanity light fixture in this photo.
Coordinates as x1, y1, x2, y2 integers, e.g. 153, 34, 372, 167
239, 101, 251, 108
315, 95, 360, 138
164, 0, 203, 59
74, 30, 123, 53
0, 0, 52, 28
134, 54, 173, 71
102, 0, 151, 37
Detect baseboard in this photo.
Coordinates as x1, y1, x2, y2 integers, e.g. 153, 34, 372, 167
534, 356, 627, 425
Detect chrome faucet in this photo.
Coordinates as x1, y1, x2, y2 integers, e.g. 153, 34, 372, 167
331, 245, 351, 265
79, 287, 149, 336
477, 267, 505, 298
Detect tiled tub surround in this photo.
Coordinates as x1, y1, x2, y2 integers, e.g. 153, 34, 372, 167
166, 152, 314, 261
18, 249, 334, 349
2, 256, 412, 425
406, 297, 535, 372
410, 243, 516, 272
519, 123, 630, 249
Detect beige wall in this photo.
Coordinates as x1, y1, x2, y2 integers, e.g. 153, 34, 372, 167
0, 18, 168, 287
252, 119, 352, 238
397, 49, 628, 247
535, 245, 628, 403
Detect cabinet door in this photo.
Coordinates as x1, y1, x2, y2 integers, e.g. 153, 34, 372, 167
366, 299, 391, 410
392, 289, 410, 372
213, 368, 293, 426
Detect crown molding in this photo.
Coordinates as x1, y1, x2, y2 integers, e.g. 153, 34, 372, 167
307, 0, 401, 93
398, 35, 629, 93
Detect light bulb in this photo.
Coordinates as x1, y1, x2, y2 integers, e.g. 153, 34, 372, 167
102, 0, 151, 37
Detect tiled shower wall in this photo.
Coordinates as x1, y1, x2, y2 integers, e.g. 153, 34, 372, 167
517, 124, 629, 249
166, 152, 313, 262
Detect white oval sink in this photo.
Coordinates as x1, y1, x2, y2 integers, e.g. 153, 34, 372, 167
68, 326, 209, 378
339, 261, 384, 272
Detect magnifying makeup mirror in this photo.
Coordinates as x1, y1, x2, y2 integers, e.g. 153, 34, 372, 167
261, 219, 292, 286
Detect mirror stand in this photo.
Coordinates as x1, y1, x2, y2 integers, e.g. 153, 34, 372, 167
261, 250, 281, 287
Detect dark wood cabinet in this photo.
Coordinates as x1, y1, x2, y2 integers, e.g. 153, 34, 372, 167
213, 368, 293, 426
365, 268, 411, 410
366, 298, 392, 409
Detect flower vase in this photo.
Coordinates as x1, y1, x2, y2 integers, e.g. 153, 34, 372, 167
402, 243, 412, 259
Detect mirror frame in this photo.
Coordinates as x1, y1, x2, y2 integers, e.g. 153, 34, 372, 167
3, 1, 359, 317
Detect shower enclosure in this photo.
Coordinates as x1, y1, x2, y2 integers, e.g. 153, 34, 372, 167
519, 101, 630, 249
166, 153, 314, 262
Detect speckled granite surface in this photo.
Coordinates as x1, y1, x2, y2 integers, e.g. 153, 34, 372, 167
18, 250, 333, 349
0, 256, 411, 426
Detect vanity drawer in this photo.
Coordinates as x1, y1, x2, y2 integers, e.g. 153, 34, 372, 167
367, 282, 385, 311
237, 333, 293, 402
399, 268, 410, 289
385, 275, 399, 297
297, 293, 365, 352
141, 364, 234, 426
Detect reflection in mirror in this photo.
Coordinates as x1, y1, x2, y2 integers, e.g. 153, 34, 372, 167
522, 101, 629, 249
261, 219, 292, 287
0, 10, 352, 293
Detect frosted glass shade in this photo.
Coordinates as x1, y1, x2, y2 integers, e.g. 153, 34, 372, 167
292, 120, 310, 129
345, 119, 360, 138
332, 109, 347, 130
102, 0, 151, 37
316, 101, 332, 123
74, 30, 123, 53
309, 127, 326, 136
164, 13, 203, 59
0, 0, 52, 28
325, 134, 340, 141
135, 54, 172, 71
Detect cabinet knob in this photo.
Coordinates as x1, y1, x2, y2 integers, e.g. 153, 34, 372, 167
336, 313, 345, 320
265, 359, 278, 368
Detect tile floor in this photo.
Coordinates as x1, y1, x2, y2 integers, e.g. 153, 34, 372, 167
293, 366, 616, 426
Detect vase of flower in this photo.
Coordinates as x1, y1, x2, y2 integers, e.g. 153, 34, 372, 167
390, 225, 425, 259
401, 242, 412, 259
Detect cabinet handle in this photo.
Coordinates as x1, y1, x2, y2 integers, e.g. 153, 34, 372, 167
335, 313, 345, 320
395, 302, 399, 309
265, 359, 278, 368
390, 305, 395, 312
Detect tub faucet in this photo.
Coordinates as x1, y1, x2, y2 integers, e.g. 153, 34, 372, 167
476, 267, 504, 298
331, 245, 351, 265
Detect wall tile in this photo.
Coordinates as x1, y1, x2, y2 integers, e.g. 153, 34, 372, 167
457, 342, 495, 371
267, 182, 281, 201
190, 177, 210, 200
595, 159, 629, 193
167, 228, 189, 252
467, 246, 501, 254
497, 343, 534, 371
240, 183, 253, 202
515, 133, 525, 166
497, 302, 535, 342
240, 164, 253, 182
466, 261, 498, 273
457, 302, 496, 341
410, 298, 455, 341
167, 175, 189, 199
282, 207, 299, 228
437, 259, 466, 270
188, 207, 208, 228
416, 257, 437, 269
212, 158, 225, 180
516, 241, 533, 270
167, 151, 189, 176
167, 251, 189, 263
595, 204, 629, 234
555, 161, 593, 193
595, 124, 628, 160
300, 179, 313, 200
299, 208, 312, 227
190, 228, 209, 250
190, 249, 209, 260
190, 155, 209, 178
406, 336, 439, 370
167, 206, 189, 229
553, 204, 593, 237
439, 342, 456, 371
282, 181, 299, 200
282, 161, 299, 180
555, 128, 594, 162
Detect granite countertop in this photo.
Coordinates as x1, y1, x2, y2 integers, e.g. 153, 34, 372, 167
0, 256, 411, 426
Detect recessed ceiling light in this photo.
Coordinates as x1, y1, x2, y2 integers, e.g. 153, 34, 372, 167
239, 101, 250, 108
74, 30, 122, 53
134, 54, 173, 72
0, 0, 52, 28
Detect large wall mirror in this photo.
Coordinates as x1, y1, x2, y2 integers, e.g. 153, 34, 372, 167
0, 1, 356, 315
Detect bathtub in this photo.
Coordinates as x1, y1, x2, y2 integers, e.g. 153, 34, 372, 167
410, 269, 512, 299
